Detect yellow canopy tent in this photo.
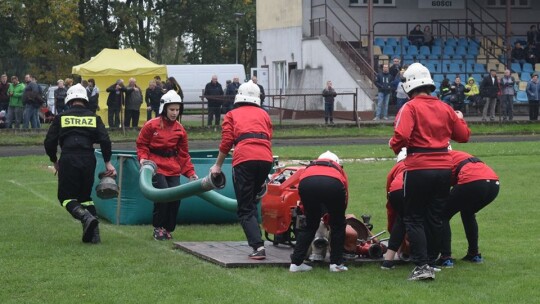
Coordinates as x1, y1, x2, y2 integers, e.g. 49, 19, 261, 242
72, 48, 167, 127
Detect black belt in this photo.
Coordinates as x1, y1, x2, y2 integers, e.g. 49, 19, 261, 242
455, 157, 483, 178
234, 133, 269, 145
149, 148, 178, 157
408, 147, 449, 154
306, 160, 342, 172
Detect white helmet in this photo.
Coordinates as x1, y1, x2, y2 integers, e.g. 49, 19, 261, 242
159, 90, 182, 114
402, 63, 435, 94
65, 84, 89, 104
234, 80, 261, 106
318, 150, 341, 164
396, 147, 407, 163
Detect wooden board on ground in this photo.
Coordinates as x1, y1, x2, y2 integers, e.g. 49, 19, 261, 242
173, 241, 383, 268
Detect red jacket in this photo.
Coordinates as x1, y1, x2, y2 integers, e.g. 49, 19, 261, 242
299, 159, 349, 206
136, 117, 195, 177
386, 161, 405, 232
450, 150, 499, 185
390, 94, 470, 170
219, 105, 273, 167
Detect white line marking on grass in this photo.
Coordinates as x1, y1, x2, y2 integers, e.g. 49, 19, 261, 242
8, 179, 57, 205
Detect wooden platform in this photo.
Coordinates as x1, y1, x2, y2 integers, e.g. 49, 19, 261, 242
173, 241, 384, 268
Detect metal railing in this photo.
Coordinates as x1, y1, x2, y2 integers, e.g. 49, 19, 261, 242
311, 18, 375, 85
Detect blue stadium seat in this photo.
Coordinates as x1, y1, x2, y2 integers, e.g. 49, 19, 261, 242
419, 46, 431, 56
383, 46, 395, 56
442, 59, 452, 67
407, 45, 418, 56
459, 73, 467, 81
428, 54, 440, 60
426, 63, 437, 73
432, 45, 442, 55
394, 46, 405, 55
464, 63, 475, 73
433, 74, 445, 83
386, 38, 398, 46
446, 38, 457, 47
521, 72, 531, 82
464, 54, 476, 61
455, 46, 467, 56
403, 59, 414, 66
416, 54, 427, 60
516, 90, 528, 103
511, 63, 522, 73
441, 54, 453, 60
523, 63, 534, 73
449, 63, 462, 73
451, 59, 463, 65
403, 54, 414, 60
374, 37, 386, 47
433, 38, 443, 46
400, 37, 410, 46
474, 63, 487, 73
468, 47, 479, 56
458, 37, 469, 47
443, 46, 455, 55
471, 74, 482, 83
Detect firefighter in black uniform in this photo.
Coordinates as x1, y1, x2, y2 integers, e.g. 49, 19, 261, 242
44, 84, 116, 243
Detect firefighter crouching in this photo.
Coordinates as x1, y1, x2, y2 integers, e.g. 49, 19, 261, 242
289, 151, 349, 273
44, 84, 116, 244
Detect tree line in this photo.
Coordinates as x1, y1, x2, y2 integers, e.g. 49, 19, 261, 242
0, 0, 256, 84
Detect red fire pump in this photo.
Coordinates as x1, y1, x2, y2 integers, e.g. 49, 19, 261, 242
261, 165, 387, 259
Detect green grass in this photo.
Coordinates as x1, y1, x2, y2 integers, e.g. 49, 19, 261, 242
1, 142, 540, 303
2, 122, 540, 146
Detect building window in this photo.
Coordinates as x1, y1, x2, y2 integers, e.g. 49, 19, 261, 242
486, 0, 530, 7
273, 61, 288, 94
350, 0, 396, 7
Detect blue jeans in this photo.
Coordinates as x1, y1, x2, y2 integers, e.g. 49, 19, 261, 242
324, 102, 334, 123
376, 92, 390, 119
23, 104, 39, 129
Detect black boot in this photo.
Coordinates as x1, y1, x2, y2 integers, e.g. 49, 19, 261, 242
91, 225, 101, 244
71, 206, 98, 243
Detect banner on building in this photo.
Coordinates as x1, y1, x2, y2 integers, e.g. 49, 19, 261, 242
419, 0, 465, 9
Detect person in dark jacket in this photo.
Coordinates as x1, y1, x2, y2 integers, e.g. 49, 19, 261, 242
124, 78, 143, 128
224, 76, 241, 114
145, 80, 163, 120
408, 24, 424, 48
511, 42, 527, 64
322, 80, 337, 125
439, 78, 453, 105
44, 84, 116, 244
0, 74, 9, 112
480, 70, 499, 121
210, 80, 273, 260
86, 78, 100, 114
374, 64, 393, 120
526, 74, 540, 120
252, 76, 266, 109
204, 75, 224, 128
22, 74, 41, 129
450, 76, 466, 111
499, 70, 515, 121
106, 79, 126, 128
289, 151, 349, 273
54, 80, 68, 115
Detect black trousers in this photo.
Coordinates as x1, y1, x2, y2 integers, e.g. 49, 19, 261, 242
403, 169, 451, 266
388, 189, 406, 252
291, 176, 347, 265
207, 106, 221, 126
441, 180, 500, 256
108, 107, 121, 128
57, 153, 96, 206
124, 109, 140, 128
529, 100, 539, 120
152, 174, 181, 232
232, 160, 272, 250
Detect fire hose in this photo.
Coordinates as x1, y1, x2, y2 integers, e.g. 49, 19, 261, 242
139, 160, 237, 212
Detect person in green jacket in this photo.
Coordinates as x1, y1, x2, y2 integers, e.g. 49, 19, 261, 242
464, 77, 480, 115
6, 76, 25, 129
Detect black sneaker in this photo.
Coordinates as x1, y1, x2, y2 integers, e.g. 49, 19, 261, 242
380, 260, 395, 270
435, 256, 454, 268
249, 247, 266, 260
408, 264, 435, 281
462, 253, 483, 263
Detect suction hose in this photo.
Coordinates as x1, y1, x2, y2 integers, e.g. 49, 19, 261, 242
139, 160, 237, 211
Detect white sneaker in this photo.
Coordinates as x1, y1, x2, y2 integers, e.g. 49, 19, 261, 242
289, 263, 313, 272
329, 264, 348, 272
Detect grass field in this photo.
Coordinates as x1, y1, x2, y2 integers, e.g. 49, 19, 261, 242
1, 142, 540, 303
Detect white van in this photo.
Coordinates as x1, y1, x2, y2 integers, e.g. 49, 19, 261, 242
166, 64, 246, 107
